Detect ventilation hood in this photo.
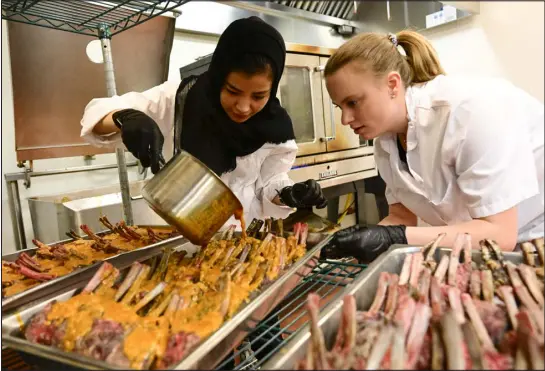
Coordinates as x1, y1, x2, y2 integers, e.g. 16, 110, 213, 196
269, 0, 357, 20
220, 1, 474, 35
218, 1, 360, 30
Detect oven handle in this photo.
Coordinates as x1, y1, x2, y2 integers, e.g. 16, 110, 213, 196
315, 65, 336, 142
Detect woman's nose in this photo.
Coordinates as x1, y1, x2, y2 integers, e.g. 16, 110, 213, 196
235, 98, 251, 114
341, 110, 353, 126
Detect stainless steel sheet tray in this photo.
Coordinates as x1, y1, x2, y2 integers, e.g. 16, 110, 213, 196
2, 232, 333, 370
2, 225, 185, 314
262, 244, 524, 370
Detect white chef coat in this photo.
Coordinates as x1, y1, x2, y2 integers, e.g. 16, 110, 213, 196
375, 74, 544, 242
80, 79, 296, 229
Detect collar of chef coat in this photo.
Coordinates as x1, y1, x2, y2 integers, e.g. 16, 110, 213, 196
376, 83, 428, 190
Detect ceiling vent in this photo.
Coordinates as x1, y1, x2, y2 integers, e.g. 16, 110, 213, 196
267, 0, 357, 20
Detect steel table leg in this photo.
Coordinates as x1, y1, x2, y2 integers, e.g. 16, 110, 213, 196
6, 179, 27, 250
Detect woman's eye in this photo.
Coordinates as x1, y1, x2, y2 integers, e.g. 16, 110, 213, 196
253, 95, 266, 101
347, 100, 358, 108
227, 89, 238, 96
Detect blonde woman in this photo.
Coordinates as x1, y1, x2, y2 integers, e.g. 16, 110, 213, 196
322, 30, 543, 262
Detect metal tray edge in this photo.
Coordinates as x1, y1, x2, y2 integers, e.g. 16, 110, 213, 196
262, 244, 525, 369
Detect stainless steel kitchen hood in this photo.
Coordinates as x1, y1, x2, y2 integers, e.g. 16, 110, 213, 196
218, 1, 360, 29
269, 0, 356, 20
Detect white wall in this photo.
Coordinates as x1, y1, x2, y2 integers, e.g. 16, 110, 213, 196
1, 25, 217, 255
168, 31, 218, 81
422, 1, 544, 102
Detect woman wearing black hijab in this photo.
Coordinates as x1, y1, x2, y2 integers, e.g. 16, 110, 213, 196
81, 17, 327, 228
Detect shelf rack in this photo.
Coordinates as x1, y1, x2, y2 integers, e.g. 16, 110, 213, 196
2, 0, 190, 249
217, 259, 368, 370
1, 0, 188, 37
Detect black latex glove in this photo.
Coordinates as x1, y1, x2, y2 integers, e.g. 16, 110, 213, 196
113, 109, 165, 174
279, 179, 328, 209
322, 224, 407, 263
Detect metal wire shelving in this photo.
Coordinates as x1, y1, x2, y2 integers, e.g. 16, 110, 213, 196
2, 1, 191, 244
217, 258, 367, 370
1, 0, 189, 37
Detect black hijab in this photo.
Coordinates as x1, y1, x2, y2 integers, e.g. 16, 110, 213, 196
177, 17, 295, 176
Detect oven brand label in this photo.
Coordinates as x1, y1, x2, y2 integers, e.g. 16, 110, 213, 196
319, 170, 338, 179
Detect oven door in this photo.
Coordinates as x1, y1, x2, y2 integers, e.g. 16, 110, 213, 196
318, 56, 362, 152
278, 53, 327, 156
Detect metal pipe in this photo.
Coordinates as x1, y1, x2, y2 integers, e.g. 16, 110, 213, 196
403, 0, 410, 27
99, 25, 134, 225
6, 180, 27, 251
4, 162, 138, 182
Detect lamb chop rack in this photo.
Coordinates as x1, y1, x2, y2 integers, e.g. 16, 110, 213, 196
99, 216, 163, 245
23, 221, 310, 369
461, 293, 513, 369
66, 230, 83, 241
296, 233, 545, 370
504, 261, 545, 336
80, 224, 126, 253
480, 239, 510, 296
514, 308, 545, 369
3, 218, 178, 299
32, 239, 87, 260
447, 233, 473, 294
1, 253, 57, 282
2, 258, 56, 283
519, 240, 545, 292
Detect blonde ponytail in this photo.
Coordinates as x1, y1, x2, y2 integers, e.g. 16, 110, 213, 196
396, 30, 445, 84
325, 29, 445, 86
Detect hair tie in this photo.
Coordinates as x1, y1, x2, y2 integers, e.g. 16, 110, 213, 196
388, 33, 398, 47
388, 33, 407, 57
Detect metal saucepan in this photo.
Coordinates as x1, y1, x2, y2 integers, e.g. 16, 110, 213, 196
141, 150, 242, 245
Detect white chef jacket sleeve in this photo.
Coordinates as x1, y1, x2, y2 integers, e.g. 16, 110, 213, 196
256, 140, 298, 219
453, 96, 539, 219
385, 186, 399, 205
80, 79, 180, 148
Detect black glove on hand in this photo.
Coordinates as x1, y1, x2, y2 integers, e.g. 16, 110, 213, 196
279, 179, 328, 209
322, 224, 407, 263
112, 109, 165, 174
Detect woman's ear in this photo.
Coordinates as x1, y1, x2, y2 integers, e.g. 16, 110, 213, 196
386, 71, 402, 98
